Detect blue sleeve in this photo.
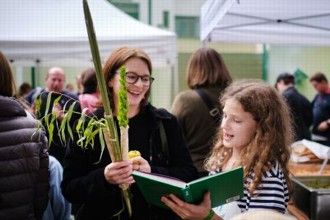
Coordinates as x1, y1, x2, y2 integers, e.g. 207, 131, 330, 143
43, 156, 71, 220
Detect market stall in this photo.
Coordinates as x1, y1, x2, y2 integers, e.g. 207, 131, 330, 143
289, 140, 330, 220
200, 0, 330, 45
0, 0, 176, 67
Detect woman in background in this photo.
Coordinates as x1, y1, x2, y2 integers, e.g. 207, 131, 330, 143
172, 47, 232, 176
78, 68, 100, 114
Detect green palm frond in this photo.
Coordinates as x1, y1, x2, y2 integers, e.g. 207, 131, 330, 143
83, 0, 132, 216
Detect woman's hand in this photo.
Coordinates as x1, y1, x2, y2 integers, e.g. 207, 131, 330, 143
130, 156, 151, 173
161, 192, 219, 220
104, 160, 134, 185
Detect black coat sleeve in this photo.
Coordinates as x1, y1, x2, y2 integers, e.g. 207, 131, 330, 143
61, 136, 125, 218
151, 115, 198, 182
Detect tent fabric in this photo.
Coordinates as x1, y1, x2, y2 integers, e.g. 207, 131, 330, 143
201, 0, 330, 45
0, 0, 176, 67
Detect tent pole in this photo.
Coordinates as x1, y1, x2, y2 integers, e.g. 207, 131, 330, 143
30, 59, 40, 88
261, 44, 269, 81
31, 66, 36, 88
148, 0, 152, 25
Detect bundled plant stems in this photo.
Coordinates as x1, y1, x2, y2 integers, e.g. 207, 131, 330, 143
118, 66, 129, 163
83, 0, 132, 217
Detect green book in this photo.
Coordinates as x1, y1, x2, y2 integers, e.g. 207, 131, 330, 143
132, 167, 244, 209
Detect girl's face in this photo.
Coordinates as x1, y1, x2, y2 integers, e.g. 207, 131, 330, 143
221, 98, 257, 152
110, 57, 151, 114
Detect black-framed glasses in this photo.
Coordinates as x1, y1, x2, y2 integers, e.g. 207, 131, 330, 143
125, 71, 154, 86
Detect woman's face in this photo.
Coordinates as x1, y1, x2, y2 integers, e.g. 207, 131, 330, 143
110, 57, 151, 114
221, 98, 257, 152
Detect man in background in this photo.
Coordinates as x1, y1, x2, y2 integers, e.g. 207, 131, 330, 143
27, 67, 77, 104
276, 72, 312, 141
309, 72, 330, 146
30, 67, 80, 164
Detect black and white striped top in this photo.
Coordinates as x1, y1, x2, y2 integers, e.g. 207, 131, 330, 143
237, 161, 289, 213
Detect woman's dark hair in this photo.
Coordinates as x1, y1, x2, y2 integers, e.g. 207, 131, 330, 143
18, 82, 32, 97
81, 68, 97, 94
186, 47, 232, 89
0, 51, 16, 97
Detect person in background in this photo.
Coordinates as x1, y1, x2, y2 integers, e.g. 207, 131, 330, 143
78, 68, 101, 114
172, 47, 232, 177
309, 72, 330, 146
61, 47, 197, 219
0, 51, 49, 220
42, 155, 71, 220
162, 81, 292, 220
275, 72, 312, 141
18, 82, 32, 98
15, 82, 34, 113
26, 67, 78, 105
33, 67, 81, 165
75, 72, 83, 95
65, 83, 75, 94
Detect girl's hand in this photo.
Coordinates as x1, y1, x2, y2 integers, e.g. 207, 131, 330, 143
130, 156, 151, 173
161, 192, 218, 220
104, 160, 134, 185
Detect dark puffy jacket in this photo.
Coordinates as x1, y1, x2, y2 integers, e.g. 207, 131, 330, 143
0, 96, 49, 220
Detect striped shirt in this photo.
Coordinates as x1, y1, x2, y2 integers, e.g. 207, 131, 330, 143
237, 161, 289, 213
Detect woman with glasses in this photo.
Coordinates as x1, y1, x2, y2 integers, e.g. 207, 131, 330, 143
61, 47, 197, 220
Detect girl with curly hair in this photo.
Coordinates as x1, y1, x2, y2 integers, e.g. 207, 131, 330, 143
162, 80, 293, 220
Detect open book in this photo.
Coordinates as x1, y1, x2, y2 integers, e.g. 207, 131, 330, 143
132, 167, 244, 209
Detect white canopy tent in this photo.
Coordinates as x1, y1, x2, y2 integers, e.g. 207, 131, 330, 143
0, 0, 178, 109
0, 0, 176, 67
201, 0, 330, 45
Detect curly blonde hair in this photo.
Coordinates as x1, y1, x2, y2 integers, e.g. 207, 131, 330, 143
205, 80, 293, 194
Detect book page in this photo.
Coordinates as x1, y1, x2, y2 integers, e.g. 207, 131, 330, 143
132, 171, 187, 188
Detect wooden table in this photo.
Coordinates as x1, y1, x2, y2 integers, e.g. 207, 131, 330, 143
289, 161, 330, 176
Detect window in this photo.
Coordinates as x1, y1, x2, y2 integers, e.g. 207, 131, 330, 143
108, 1, 139, 20
175, 16, 199, 39
163, 11, 169, 28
